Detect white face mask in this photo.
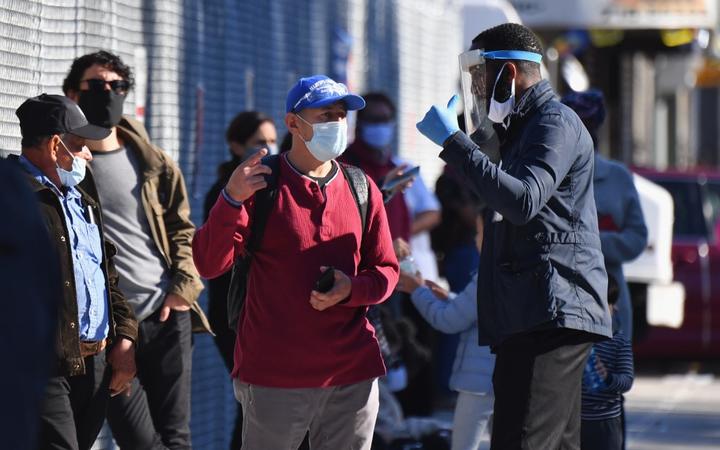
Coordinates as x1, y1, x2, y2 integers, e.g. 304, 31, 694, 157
296, 114, 348, 162
488, 63, 516, 124
55, 138, 87, 187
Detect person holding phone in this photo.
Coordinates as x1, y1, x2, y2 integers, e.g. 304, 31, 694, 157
193, 75, 398, 450
340, 92, 414, 243
416, 23, 612, 449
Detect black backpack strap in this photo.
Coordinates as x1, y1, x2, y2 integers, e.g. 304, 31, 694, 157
338, 163, 369, 234
226, 154, 281, 331
246, 155, 281, 256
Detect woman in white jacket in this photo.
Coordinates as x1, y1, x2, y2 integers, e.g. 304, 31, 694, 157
398, 217, 495, 450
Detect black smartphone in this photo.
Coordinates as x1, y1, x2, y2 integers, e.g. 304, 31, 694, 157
493, 64, 513, 103
315, 266, 335, 293
382, 166, 420, 191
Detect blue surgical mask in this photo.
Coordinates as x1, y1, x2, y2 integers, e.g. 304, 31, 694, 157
56, 138, 87, 187
296, 114, 348, 162
360, 122, 395, 149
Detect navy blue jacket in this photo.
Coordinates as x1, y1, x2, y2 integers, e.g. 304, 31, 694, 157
440, 80, 612, 346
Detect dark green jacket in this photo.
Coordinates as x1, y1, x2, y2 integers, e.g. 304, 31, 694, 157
81, 116, 211, 334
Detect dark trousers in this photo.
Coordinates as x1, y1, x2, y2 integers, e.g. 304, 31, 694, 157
491, 329, 593, 450
389, 291, 436, 417
38, 351, 111, 450
208, 275, 244, 449
581, 416, 623, 450
107, 309, 192, 450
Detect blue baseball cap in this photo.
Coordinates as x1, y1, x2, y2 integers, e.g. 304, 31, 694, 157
286, 75, 365, 113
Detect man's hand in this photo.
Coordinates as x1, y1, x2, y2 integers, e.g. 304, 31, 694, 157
107, 337, 136, 397
309, 267, 352, 311
393, 238, 411, 260
159, 293, 191, 322
225, 148, 272, 203
416, 95, 460, 146
424, 279, 450, 300
382, 164, 415, 197
595, 355, 608, 381
397, 271, 423, 294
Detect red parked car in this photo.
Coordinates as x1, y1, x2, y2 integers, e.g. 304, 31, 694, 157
632, 167, 720, 358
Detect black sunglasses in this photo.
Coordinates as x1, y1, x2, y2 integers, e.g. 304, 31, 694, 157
82, 78, 130, 95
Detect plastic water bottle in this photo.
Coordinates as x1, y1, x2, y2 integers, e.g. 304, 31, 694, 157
583, 347, 606, 392
399, 256, 419, 275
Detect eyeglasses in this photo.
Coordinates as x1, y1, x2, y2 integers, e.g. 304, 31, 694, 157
81, 78, 130, 95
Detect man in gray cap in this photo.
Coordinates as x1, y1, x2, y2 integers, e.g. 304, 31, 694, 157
12, 93, 138, 450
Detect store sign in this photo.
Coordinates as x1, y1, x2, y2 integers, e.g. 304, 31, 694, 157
510, 0, 717, 29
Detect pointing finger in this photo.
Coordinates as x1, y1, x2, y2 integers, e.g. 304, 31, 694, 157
240, 148, 268, 168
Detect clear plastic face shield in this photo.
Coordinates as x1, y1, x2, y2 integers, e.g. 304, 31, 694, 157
459, 49, 487, 137
458, 49, 544, 135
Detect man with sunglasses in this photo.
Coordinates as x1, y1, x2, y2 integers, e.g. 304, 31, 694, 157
417, 24, 612, 449
63, 51, 209, 450
12, 93, 138, 450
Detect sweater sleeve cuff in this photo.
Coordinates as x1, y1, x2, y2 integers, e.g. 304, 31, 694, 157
344, 277, 369, 307
115, 334, 136, 345
221, 188, 243, 208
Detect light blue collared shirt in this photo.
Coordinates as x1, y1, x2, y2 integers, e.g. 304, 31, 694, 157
20, 156, 109, 341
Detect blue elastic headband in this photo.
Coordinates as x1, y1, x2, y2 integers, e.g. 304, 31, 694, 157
483, 50, 543, 64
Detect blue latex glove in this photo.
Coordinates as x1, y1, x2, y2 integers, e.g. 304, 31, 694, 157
416, 95, 460, 146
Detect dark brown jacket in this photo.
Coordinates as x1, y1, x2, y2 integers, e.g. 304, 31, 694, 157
15, 157, 138, 376
82, 116, 211, 333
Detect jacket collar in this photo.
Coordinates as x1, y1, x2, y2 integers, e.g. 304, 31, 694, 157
495, 79, 556, 144
116, 115, 165, 179
11, 154, 98, 208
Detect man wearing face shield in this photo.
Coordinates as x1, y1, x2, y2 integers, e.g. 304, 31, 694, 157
417, 23, 612, 449
11, 94, 138, 450
63, 51, 209, 449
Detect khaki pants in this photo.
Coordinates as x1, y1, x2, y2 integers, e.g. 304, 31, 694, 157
233, 378, 379, 450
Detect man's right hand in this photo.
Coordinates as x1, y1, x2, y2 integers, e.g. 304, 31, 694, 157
107, 337, 136, 397
224, 148, 272, 203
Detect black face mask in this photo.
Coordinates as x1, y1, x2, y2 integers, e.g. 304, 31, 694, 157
78, 90, 126, 128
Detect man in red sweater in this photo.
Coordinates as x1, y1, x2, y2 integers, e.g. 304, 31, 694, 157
193, 75, 399, 450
